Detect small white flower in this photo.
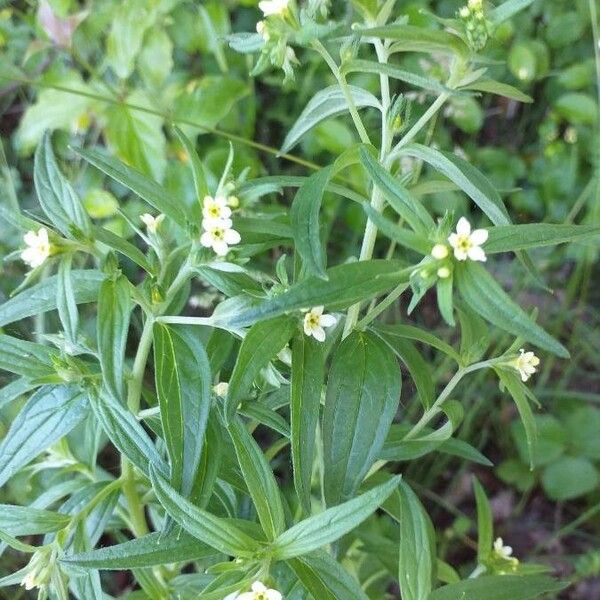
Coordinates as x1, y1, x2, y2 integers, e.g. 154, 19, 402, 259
203, 195, 232, 222
303, 306, 336, 342
256, 20, 270, 41
468, 0, 482, 9
213, 382, 229, 397
459, 6, 470, 18
140, 213, 164, 234
431, 244, 449, 260
437, 266, 451, 279
238, 580, 282, 600
513, 348, 540, 382
21, 571, 37, 591
200, 219, 241, 256
21, 228, 51, 268
493, 537, 518, 565
448, 217, 488, 262
258, 0, 289, 17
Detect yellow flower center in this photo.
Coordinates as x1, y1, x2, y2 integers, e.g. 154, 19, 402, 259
456, 235, 472, 252
212, 228, 225, 240
208, 205, 220, 217
306, 314, 319, 328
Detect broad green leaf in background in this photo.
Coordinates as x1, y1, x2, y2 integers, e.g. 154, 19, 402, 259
149, 465, 261, 558
0, 334, 55, 379
541, 456, 599, 501
74, 147, 187, 228
281, 85, 381, 154
397, 480, 436, 600
225, 315, 297, 419
288, 550, 370, 600
228, 418, 285, 540
0, 385, 88, 488
63, 531, 214, 569
490, 0, 536, 25
323, 331, 401, 505
97, 275, 131, 403
0, 270, 103, 328
290, 166, 333, 279
456, 262, 569, 357
138, 29, 173, 88
211, 260, 410, 329
291, 333, 326, 513
34, 132, 91, 238
154, 324, 211, 498
271, 475, 401, 560
429, 575, 566, 599
104, 90, 166, 182
473, 477, 493, 564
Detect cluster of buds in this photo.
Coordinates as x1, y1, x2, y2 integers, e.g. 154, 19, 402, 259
389, 94, 413, 137
458, 0, 490, 52
199, 195, 241, 257
21, 546, 54, 592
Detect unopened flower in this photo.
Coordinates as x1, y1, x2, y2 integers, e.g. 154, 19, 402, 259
437, 266, 451, 279
282, 46, 299, 82
213, 382, 229, 397
21, 547, 52, 591
256, 20, 270, 41
202, 195, 232, 222
200, 219, 241, 256
140, 213, 164, 234
431, 244, 449, 260
448, 217, 488, 262
512, 348, 540, 382
258, 0, 289, 17
303, 306, 336, 342
227, 195, 240, 208
238, 581, 282, 600
21, 228, 51, 268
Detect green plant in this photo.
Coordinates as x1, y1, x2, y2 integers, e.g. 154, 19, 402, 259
0, 0, 599, 598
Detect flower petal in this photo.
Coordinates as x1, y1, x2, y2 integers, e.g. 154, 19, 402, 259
456, 217, 471, 235
213, 240, 229, 256
447, 233, 459, 248
453, 248, 468, 261
467, 246, 486, 262
224, 228, 241, 245
319, 314, 336, 328
313, 326, 326, 342
251, 582, 267, 593
200, 232, 213, 248
266, 591, 283, 600
470, 228, 488, 245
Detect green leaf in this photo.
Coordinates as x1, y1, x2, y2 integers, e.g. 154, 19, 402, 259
291, 333, 326, 513
361, 25, 468, 58
104, 90, 167, 182
472, 477, 493, 564
323, 331, 401, 505
138, 28, 173, 88
212, 260, 410, 330
281, 85, 381, 154
343, 59, 450, 95
399, 144, 510, 226
225, 316, 297, 419
462, 79, 533, 103
56, 256, 78, 346
153, 324, 212, 498
397, 481, 435, 600
0, 385, 88, 488
485, 223, 600, 254
456, 262, 568, 357
429, 575, 567, 599
63, 531, 214, 569
0, 334, 55, 379
541, 456, 599, 501
291, 166, 333, 279
0, 379, 35, 411
228, 418, 285, 539
436, 275, 455, 326
271, 475, 400, 560
34, 132, 91, 238
73, 147, 187, 228
149, 464, 261, 557
90, 391, 164, 478
359, 147, 435, 235
174, 126, 209, 200
0, 270, 103, 328
97, 275, 131, 403
489, 0, 536, 25
0, 505, 71, 536
93, 226, 152, 272
288, 551, 370, 600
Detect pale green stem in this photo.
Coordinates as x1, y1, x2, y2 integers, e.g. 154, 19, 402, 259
356, 283, 409, 330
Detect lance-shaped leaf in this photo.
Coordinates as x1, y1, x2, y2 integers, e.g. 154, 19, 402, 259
429, 575, 566, 599
271, 475, 400, 560
149, 464, 261, 558
98, 275, 131, 402
225, 315, 297, 419
0, 505, 71, 536
291, 333, 326, 513
0, 385, 88, 487
323, 331, 401, 505
153, 324, 211, 497
455, 262, 568, 358
174, 126, 209, 200
57, 255, 78, 345
473, 477, 493, 564
489, 0, 536, 25
34, 132, 91, 238
462, 79, 533, 103
0, 334, 55, 379
0, 270, 103, 328
228, 418, 285, 540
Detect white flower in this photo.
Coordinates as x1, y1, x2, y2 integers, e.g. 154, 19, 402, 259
203, 195, 232, 222
468, 0, 483, 9
256, 20, 270, 41
513, 348, 540, 382
140, 213, 164, 234
213, 382, 229, 397
200, 219, 241, 256
448, 217, 488, 262
493, 537, 512, 559
431, 244, 449, 259
303, 306, 336, 342
238, 581, 282, 600
459, 6, 470, 18
258, 0, 289, 17
21, 228, 51, 268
